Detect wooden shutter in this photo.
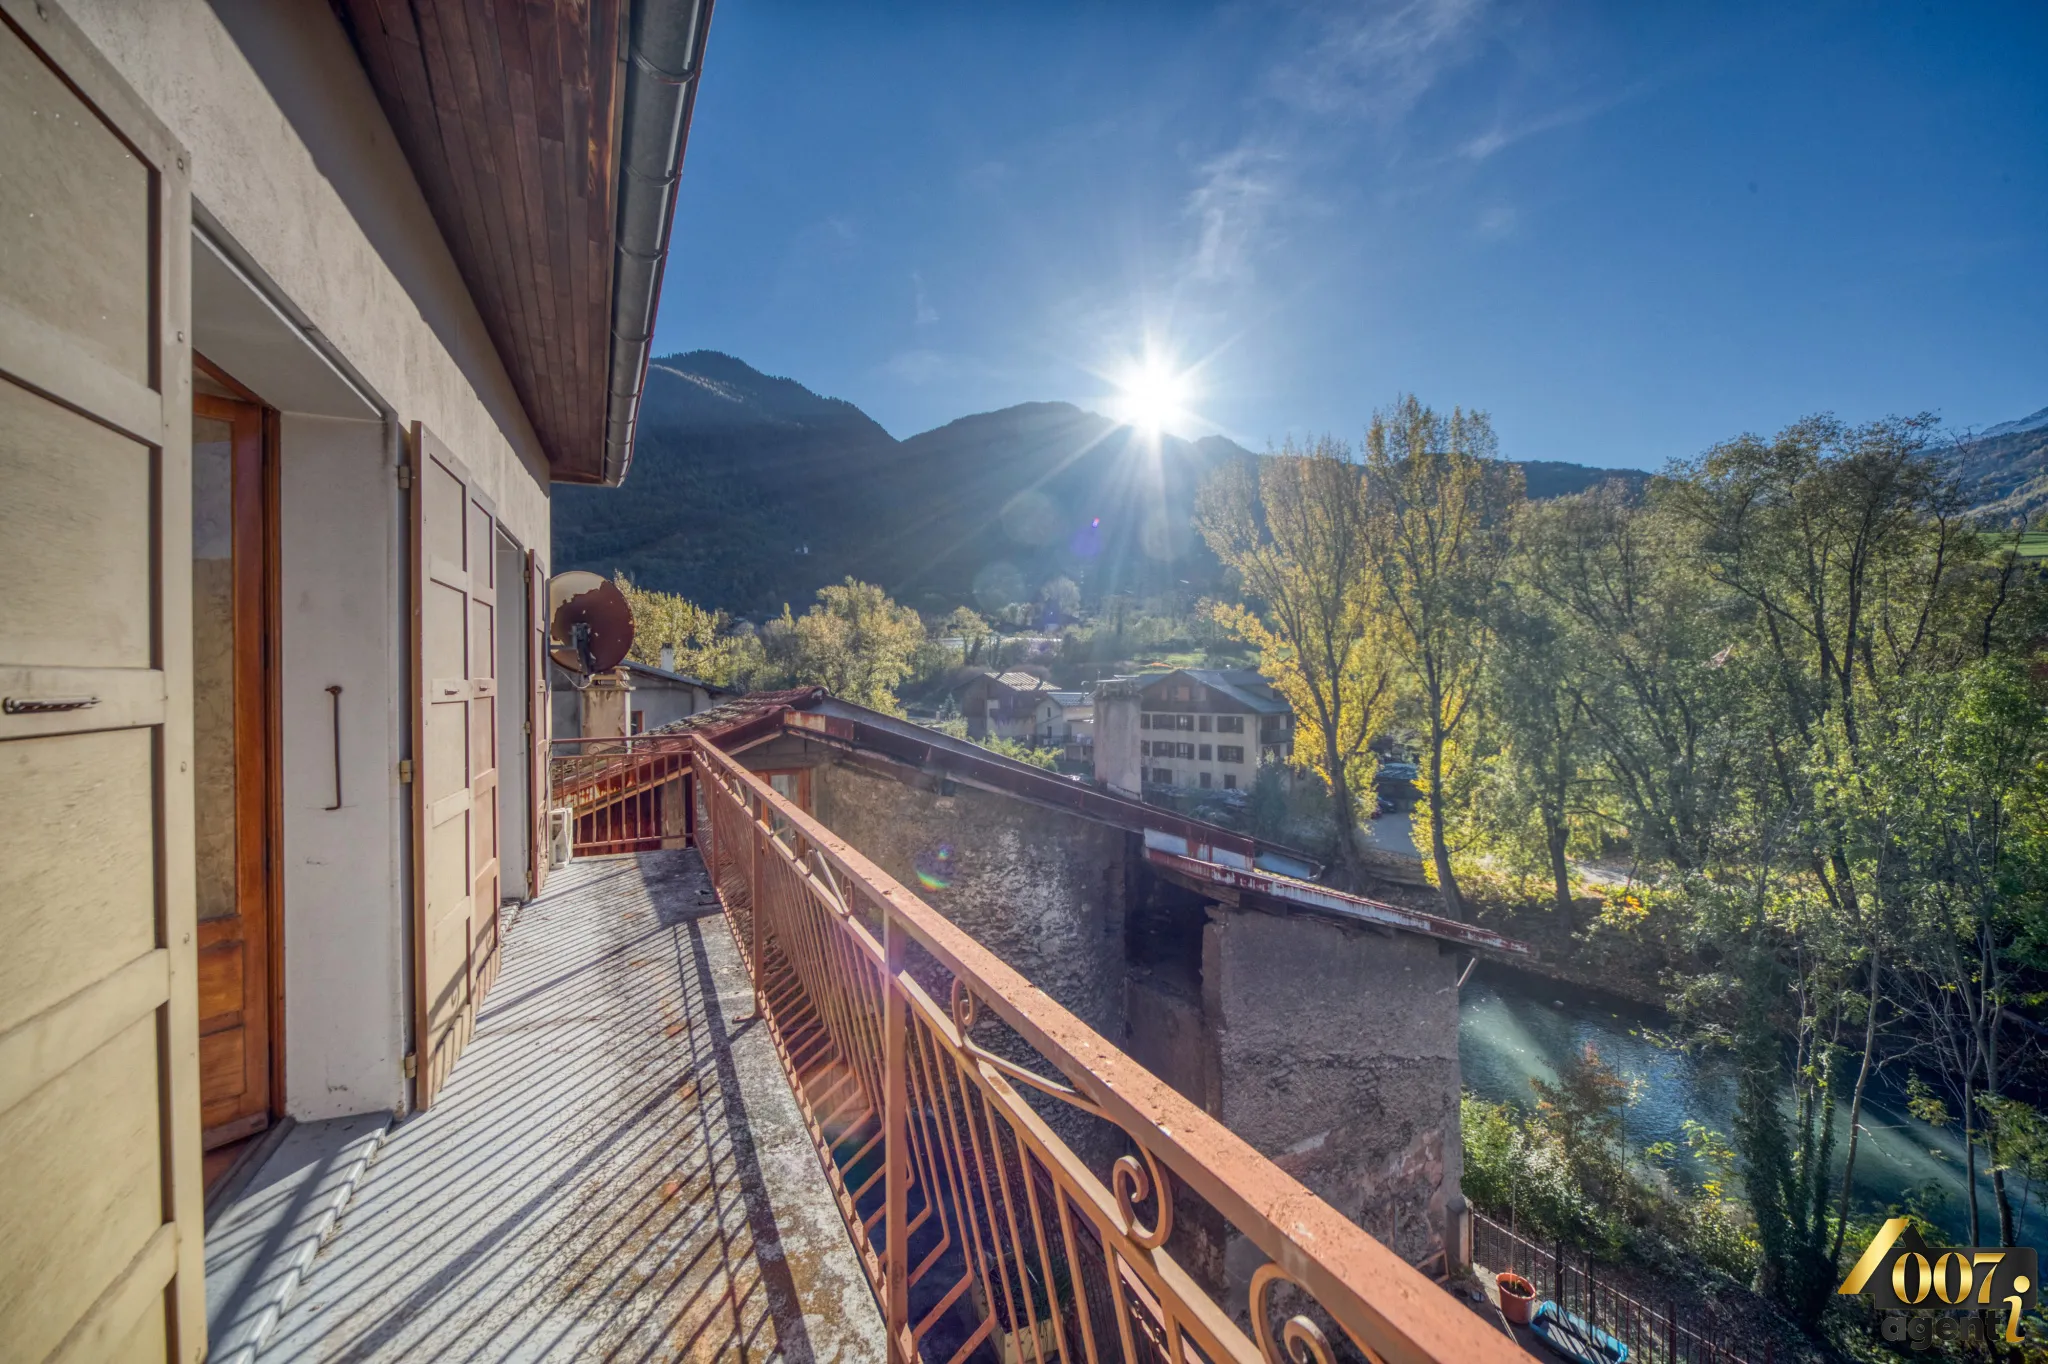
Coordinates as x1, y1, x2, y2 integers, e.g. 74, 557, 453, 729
528, 547, 549, 896
0, 3, 205, 1360
408, 424, 500, 1109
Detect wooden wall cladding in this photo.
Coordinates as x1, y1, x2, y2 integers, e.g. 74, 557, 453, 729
333, 0, 626, 484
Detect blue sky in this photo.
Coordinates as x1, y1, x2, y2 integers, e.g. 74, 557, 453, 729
653, 1, 2047, 469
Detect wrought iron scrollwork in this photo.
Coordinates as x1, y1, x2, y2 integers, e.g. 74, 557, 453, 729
1250, 1263, 1384, 1364
1112, 1147, 1173, 1249
949, 978, 980, 1032
952, 981, 1174, 1249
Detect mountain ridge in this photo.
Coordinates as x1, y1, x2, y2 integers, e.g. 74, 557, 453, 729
553, 352, 1671, 617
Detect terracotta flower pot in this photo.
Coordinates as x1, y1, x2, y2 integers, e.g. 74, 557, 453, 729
1495, 1272, 1536, 1326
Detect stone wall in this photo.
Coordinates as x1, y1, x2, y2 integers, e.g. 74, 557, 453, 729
1203, 905, 1461, 1275
811, 762, 1130, 1042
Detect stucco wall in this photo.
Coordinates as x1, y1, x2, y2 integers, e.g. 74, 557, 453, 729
65, 0, 551, 553
1203, 908, 1462, 1271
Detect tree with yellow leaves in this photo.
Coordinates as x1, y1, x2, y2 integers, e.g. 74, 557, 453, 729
1364, 395, 1522, 920
616, 576, 765, 689
762, 578, 927, 713
1197, 437, 1395, 871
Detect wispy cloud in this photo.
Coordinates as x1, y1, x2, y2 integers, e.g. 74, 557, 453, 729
1186, 143, 1290, 283
1457, 79, 1659, 162
1473, 203, 1517, 239
1179, 1, 1491, 286
912, 271, 938, 326
1268, 0, 1489, 125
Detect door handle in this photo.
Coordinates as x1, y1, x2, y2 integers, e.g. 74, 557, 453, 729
326, 685, 344, 810
3, 695, 99, 714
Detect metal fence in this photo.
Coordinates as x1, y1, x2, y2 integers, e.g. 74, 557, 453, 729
1472, 1209, 1770, 1364
547, 734, 692, 857
689, 735, 1524, 1364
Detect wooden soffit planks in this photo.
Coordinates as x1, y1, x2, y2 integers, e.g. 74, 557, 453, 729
333, 0, 626, 483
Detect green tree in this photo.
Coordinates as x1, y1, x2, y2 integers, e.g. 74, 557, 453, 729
1470, 573, 1595, 926
1529, 1043, 1631, 1209
763, 578, 927, 712
1197, 440, 1395, 871
943, 605, 992, 664
616, 576, 766, 689
1364, 396, 1521, 919
1878, 662, 2048, 1245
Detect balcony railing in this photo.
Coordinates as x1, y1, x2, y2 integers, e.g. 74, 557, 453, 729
684, 735, 1524, 1364
547, 734, 693, 856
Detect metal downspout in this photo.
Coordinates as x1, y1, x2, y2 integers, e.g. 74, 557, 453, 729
603, 0, 714, 487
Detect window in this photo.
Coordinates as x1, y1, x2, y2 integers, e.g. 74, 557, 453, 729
1223, 774, 1237, 790
1177, 684, 1191, 701
1151, 768, 1173, 784
1176, 714, 1194, 731
1140, 740, 1151, 757
1218, 745, 1244, 764
1199, 715, 1212, 732
1198, 743, 1212, 761
1178, 742, 1196, 760
1140, 713, 1152, 729
1199, 771, 1212, 789
1216, 715, 1245, 734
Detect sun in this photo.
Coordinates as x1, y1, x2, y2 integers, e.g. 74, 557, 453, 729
1113, 357, 1192, 434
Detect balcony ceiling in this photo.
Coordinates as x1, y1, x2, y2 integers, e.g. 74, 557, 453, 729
332, 0, 629, 484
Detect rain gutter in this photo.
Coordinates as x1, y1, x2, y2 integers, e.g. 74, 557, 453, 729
601, 0, 715, 486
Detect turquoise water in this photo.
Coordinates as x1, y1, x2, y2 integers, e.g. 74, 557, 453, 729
1458, 965, 2043, 1251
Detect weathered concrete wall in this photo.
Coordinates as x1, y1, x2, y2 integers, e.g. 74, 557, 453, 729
1203, 906, 1461, 1273
812, 762, 1130, 1042
1093, 680, 1143, 797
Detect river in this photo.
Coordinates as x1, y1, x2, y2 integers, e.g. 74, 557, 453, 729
1459, 963, 2042, 1252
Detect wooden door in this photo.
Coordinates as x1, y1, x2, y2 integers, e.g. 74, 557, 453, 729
0, 3, 206, 1360
410, 423, 500, 1109
191, 388, 278, 1152
528, 547, 549, 897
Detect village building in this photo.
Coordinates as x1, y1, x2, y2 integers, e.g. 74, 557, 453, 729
1095, 668, 1297, 792
958, 667, 1059, 740
546, 654, 731, 741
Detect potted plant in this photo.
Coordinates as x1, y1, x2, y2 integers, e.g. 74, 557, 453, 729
1495, 1272, 1536, 1325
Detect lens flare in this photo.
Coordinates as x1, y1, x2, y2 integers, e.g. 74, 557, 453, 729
914, 844, 956, 891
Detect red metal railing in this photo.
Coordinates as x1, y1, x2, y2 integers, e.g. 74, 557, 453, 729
690, 735, 1526, 1364
548, 734, 692, 856
1473, 1210, 1767, 1364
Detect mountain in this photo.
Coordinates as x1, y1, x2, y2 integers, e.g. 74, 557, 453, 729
1953, 407, 2048, 523
554, 352, 1651, 617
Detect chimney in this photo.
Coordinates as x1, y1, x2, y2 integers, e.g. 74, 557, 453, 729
1093, 679, 1144, 797
659, 643, 675, 672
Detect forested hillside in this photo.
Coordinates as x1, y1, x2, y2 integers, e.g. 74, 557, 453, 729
554, 353, 1652, 617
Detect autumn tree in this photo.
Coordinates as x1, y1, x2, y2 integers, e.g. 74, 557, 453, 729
1197, 438, 1395, 870
762, 578, 926, 712
616, 576, 766, 689
1364, 396, 1521, 919
942, 605, 993, 665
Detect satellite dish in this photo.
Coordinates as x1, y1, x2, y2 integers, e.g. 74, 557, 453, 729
548, 572, 634, 686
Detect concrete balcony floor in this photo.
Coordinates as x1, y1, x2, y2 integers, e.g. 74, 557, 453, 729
265, 850, 884, 1362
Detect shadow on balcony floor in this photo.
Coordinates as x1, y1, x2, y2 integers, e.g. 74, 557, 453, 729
264, 850, 884, 1362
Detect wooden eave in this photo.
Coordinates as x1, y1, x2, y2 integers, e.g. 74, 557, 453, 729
332, 0, 627, 484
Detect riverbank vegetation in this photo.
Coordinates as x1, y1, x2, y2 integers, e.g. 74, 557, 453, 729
1194, 400, 2048, 1342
